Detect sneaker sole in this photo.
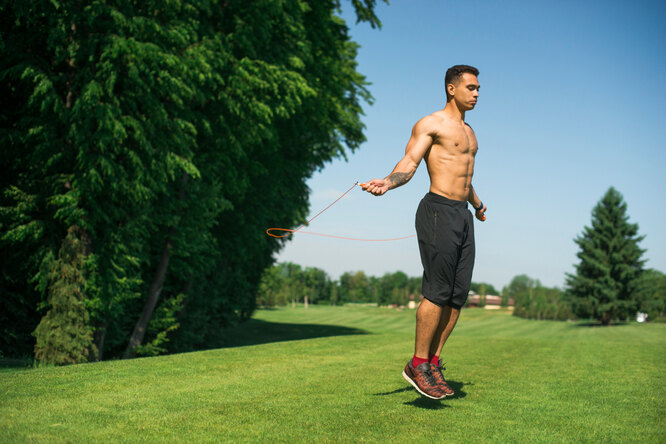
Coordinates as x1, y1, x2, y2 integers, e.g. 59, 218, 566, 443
402, 370, 446, 400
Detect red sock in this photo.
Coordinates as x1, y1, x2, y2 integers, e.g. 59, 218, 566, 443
412, 355, 429, 368
430, 355, 440, 366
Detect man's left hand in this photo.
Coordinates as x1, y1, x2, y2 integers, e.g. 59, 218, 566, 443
475, 203, 487, 221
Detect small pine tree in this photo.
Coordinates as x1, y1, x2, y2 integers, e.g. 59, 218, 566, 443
566, 188, 645, 325
33, 227, 96, 364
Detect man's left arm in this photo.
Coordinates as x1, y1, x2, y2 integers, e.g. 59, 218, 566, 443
468, 185, 486, 221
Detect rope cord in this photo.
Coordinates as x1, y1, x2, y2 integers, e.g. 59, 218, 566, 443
265, 182, 416, 242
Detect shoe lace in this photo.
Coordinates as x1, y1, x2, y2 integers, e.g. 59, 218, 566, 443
421, 368, 438, 386
432, 363, 449, 384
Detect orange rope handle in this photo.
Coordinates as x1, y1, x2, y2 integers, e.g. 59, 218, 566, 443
265, 181, 416, 242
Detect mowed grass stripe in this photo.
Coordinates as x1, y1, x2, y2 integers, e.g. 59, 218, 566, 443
1, 306, 664, 443
254, 305, 415, 333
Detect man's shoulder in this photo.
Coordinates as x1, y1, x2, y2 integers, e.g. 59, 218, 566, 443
424, 109, 448, 123
414, 112, 445, 132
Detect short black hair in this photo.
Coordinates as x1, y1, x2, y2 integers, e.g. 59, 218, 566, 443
445, 65, 479, 100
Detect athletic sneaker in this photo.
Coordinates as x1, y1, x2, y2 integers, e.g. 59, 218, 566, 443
402, 361, 446, 400
431, 360, 455, 397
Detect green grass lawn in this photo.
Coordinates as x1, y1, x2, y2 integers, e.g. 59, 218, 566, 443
1, 306, 664, 443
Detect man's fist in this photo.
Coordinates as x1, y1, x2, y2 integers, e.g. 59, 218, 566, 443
475, 203, 487, 222
361, 179, 389, 196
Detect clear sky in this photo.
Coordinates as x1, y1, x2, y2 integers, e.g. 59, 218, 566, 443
275, 0, 666, 290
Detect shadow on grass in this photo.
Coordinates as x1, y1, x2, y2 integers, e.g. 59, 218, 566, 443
0, 358, 33, 371
404, 397, 451, 409
374, 380, 471, 409
573, 321, 630, 327
218, 318, 369, 348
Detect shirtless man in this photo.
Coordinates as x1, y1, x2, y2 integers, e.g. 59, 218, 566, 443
362, 65, 486, 400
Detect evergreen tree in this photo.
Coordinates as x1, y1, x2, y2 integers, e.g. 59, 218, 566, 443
33, 226, 96, 365
565, 187, 645, 325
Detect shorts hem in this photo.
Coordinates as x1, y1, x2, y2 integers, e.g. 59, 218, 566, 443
423, 295, 464, 310
423, 295, 446, 308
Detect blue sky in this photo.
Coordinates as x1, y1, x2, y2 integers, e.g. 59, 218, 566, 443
275, 0, 666, 290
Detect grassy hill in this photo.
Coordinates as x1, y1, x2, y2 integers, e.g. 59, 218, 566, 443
1, 306, 664, 443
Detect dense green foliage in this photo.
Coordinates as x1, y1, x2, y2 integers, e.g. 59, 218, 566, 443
506, 274, 573, 321
566, 188, 646, 325
469, 281, 499, 296
2, 306, 664, 442
0, 0, 386, 362
257, 263, 333, 307
339, 270, 422, 305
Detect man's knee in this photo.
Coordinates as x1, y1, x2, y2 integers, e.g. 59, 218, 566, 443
416, 297, 443, 320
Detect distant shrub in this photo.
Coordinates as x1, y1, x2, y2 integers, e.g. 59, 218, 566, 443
505, 274, 573, 321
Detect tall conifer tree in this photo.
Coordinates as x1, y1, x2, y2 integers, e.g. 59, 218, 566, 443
566, 187, 645, 325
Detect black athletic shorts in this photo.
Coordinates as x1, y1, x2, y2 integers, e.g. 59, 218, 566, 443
415, 192, 475, 310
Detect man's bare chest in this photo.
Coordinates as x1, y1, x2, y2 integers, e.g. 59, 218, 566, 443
432, 125, 478, 155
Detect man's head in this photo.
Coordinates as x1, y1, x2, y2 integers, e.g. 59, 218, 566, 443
445, 65, 480, 109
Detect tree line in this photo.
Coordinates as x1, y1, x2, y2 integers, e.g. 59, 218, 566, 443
258, 263, 500, 308
0, 0, 387, 364
258, 263, 421, 307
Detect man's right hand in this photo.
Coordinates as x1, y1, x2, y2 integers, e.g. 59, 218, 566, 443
361, 179, 389, 196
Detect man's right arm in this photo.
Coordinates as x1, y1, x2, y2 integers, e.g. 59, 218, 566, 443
362, 117, 434, 196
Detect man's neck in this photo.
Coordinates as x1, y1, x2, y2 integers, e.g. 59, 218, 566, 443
443, 101, 465, 121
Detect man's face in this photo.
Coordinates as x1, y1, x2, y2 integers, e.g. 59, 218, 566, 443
449, 73, 480, 110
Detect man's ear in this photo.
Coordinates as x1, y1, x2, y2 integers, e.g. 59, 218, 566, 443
446, 82, 455, 98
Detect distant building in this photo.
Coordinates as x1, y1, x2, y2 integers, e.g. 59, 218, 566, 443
467, 291, 513, 309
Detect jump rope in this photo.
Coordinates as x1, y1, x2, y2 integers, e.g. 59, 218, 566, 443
266, 181, 486, 241
265, 181, 417, 242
